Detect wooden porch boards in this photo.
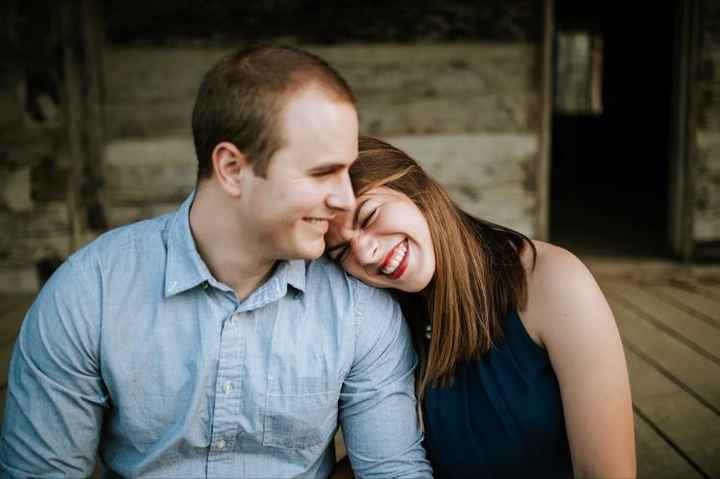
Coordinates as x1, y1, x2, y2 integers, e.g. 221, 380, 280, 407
596, 272, 720, 479
1, 261, 719, 477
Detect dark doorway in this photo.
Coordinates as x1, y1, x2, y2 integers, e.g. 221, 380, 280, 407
550, 2, 676, 257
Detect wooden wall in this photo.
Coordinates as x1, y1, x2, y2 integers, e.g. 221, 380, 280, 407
0, 2, 68, 292
693, 0, 720, 245
103, 44, 541, 235
0, 0, 545, 293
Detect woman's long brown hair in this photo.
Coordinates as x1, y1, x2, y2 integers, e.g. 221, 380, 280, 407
351, 136, 536, 401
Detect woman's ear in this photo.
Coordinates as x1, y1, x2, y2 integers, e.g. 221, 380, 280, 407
211, 141, 249, 198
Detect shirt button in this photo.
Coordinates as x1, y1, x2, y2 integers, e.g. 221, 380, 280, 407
223, 382, 233, 394
216, 439, 226, 450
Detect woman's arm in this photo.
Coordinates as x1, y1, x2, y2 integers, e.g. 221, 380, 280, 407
522, 242, 636, 478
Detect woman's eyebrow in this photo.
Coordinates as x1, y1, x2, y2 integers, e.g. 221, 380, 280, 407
325, 198, 370, 259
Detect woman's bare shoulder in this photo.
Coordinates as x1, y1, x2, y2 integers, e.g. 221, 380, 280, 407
520, 240, 610, 346
523, 240, 598, 295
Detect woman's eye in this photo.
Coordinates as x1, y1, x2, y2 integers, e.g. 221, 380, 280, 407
360, 208, 378, 229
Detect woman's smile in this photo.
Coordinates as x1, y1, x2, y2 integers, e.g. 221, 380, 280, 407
380, 239, 409, 278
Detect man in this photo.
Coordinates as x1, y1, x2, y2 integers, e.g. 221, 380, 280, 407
0, 46, 431, 478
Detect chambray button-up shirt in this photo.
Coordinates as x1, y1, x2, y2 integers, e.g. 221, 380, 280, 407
0, 193, 431, 478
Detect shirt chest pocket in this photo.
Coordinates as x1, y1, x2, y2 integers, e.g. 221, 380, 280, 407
262, 378, 339, 449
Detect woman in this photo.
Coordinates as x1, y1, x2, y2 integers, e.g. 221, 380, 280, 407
326, 137, 635, 478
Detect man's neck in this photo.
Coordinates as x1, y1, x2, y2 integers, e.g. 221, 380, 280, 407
189, 185, 276, 301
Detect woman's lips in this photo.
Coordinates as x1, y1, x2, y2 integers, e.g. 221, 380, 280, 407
389, 245, 409, 279
380, 239, 410, 279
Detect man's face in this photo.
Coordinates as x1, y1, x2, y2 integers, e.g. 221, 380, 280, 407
240, 86, 358, 261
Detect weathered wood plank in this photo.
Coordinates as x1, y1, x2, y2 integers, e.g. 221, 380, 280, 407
665, 276, 720, 302
0, 236, 71, 270
0, 296, 32, 348
106, 203, 180, 229
611, 299, 720, 412
626, 347, 720, 477
634, 411, 704, 479
104, 133, 539, 235
104, 137, 195, 205
0, 268, 39, 295
648, 284, 720, 325
0, 202, 70, 238
683, 281, 720, 302
0, 295, 31, 317
0, 386, 6, 427
602, 280, 720, 363
104, 44, 539, 138
0, 342, 14, 389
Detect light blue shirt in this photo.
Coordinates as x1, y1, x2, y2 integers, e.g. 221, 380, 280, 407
0, 193, 431, 478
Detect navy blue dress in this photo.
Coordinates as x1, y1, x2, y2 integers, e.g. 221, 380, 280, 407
423, 311, 573, 478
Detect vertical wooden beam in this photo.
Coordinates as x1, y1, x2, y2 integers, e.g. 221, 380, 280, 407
536, 0, 554, 241
669, 0, 700, 260
61, 1, 86, 251
60, 0, 105, 252
80, 0, 107, 232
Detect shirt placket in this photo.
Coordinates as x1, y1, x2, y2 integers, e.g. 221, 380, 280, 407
207, 311, 246, 474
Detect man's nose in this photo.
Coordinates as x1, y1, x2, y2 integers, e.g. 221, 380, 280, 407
353, 232, 380, 266
327, 172, 356, 212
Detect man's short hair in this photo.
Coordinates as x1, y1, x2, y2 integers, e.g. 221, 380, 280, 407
192, 45, 357, 180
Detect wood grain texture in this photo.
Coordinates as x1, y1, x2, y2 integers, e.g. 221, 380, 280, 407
634, 411, 703, 479
612, 298, 720, 412
103, 44, 539, 139
624, 347, 720, 478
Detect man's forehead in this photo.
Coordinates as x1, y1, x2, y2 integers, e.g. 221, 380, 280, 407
273, 88, 358, 170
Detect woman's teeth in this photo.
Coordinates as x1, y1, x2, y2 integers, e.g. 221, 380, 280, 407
381, 242, 407, 275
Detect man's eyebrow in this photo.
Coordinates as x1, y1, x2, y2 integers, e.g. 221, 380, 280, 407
307, 162, 347, 174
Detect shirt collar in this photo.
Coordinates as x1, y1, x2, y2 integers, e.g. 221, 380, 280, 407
164, 191, 308, 299
286, 259, 307, 294
164, 191, 213, 297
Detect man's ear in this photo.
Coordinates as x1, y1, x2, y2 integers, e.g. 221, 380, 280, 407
211, 141, 250, 197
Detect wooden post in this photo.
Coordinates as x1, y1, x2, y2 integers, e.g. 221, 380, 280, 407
60, 0, 106, 252
669, 0, 700, 260
536, 0, 554, 241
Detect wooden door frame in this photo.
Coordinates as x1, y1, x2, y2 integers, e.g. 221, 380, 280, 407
669, 0, 700, 260
541, 0, 701, 258
536, 0, 554, 241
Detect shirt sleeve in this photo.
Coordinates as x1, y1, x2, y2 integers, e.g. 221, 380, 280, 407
339, 281, 433, 478
0, 255, 108, 478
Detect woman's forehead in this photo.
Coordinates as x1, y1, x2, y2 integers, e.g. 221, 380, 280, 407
358, 185, 407, 201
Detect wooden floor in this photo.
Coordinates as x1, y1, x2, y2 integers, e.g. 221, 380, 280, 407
1, 260, 719, 478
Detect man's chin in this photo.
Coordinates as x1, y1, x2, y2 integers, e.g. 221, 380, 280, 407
283, 240, 325, 261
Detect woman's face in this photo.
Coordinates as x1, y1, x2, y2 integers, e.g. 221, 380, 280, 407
325, 186, 436, 292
